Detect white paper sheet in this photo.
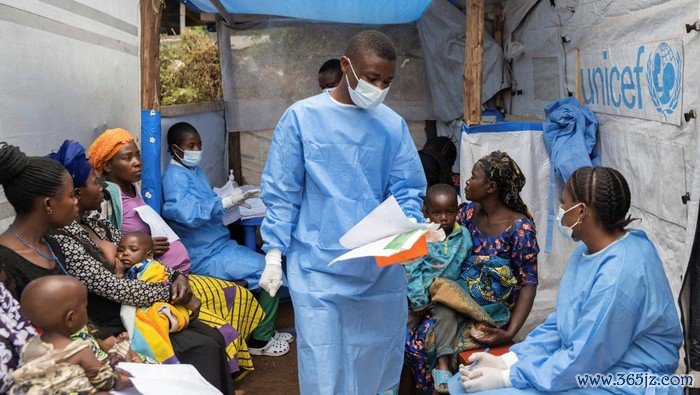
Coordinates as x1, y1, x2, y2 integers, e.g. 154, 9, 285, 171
111, 363, 222, 395
339, 196, 424, 249
133, 205, 179, 243
330, 228, 428, 265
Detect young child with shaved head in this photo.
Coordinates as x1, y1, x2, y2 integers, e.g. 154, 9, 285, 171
12, 275, 130, 393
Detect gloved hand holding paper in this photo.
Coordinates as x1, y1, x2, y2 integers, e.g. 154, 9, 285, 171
329, 196, 439, 266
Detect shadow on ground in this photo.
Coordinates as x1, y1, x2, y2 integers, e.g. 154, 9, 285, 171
235, 300, 299, 395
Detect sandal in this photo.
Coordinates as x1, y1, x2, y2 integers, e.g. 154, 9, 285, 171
248, 338, 290, 356
273, 330, 294, 344
432, 368, 451, 394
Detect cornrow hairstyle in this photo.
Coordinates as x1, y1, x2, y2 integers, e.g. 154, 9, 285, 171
564, 166, 636, 232
0, 142, 67, 215
425, 183, 458, 207
167, 122, 198, 157
477, 151, 533, 220
345, 30, 397, 62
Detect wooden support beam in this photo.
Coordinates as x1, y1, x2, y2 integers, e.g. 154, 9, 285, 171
216, 15, 244, 184
464, 0, 485, 126
140, 0, 162, 111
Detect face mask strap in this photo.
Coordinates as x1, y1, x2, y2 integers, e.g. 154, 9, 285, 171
346, 58, 384, 94
563, 202, 585, 230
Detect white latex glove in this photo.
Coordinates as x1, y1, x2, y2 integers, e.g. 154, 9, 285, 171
259, 248, 283, 297
222, 188, 260, 210
460, 367, 512, 392
459, 352, 508, 372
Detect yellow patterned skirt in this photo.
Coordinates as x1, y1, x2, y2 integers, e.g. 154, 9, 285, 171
188, 275, 264, 374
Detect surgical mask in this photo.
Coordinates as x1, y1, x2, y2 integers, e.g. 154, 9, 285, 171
176, 146, 202, 167
322, 87, 334, 93
346, 59, 390, 109
556, 203, 583, 239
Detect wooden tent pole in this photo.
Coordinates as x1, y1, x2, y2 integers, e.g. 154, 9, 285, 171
464, 0, 484, 126
140, 0, 162, 112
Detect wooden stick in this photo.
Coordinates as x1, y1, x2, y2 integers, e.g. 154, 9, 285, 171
464, 0, 485, 126
575, 48, 583, 102
140, 0, 162, 111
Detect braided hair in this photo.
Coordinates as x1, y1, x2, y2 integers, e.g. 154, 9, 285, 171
0, 142, 66, 216
564, 166, 635, 232
477, 151, 533, 220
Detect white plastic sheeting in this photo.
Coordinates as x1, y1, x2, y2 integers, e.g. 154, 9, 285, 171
499, 0, 699, 306
0, 0, 141, 228
460, 122, 576, 336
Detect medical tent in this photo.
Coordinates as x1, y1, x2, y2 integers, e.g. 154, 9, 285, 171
1, 0, 700, 380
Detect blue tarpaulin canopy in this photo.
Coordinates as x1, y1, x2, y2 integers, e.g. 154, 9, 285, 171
180, 0, 432, 24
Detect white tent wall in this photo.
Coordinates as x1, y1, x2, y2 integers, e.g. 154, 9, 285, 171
501, 0, 699, 303
0, 0, 141, 229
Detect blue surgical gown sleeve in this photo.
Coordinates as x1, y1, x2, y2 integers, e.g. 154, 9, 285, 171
260, 109, 305, 255
509, 311, 561, 358
509, 277, 641, 391
386, 119, 427, 222
162, 167, 223, 228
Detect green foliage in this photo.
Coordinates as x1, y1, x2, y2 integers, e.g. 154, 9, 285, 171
160, 27, 222, 105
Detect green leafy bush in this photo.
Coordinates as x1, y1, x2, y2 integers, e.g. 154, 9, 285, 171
160, 27, 222, 105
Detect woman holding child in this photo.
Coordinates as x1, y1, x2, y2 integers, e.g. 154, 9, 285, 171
405, 151, 538, 393
85, 128, 276, 372
0, 142, 234, 392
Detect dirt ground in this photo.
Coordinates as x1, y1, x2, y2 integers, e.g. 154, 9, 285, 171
234, 300, 300, 395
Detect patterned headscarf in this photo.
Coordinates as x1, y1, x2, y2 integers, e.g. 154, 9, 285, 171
87, 128, 134, 175
477, 151, 532, 220
47, 140, 92, 188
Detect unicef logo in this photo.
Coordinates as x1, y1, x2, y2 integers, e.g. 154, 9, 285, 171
645, 42, 682, 118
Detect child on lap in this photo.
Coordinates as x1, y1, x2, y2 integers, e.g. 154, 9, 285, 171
405, 184, 472, 393
115, 232, 190, 364
12, 276, 130, 394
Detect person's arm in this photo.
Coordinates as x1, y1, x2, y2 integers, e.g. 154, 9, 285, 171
162, 169, 222, 229
53, 235, 171, 307
509, 275, 643, 391
386, 119, 427, 222
260, 108, 305, 255
404, 257, 431, 311
508, 311, 561, 359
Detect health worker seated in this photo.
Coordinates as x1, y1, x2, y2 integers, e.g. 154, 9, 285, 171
451, 166, 683, 394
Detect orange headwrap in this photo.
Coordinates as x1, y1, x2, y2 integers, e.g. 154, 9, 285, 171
87, 128, 135, 175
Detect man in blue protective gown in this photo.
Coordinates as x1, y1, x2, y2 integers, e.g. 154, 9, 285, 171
259, 30, 427, 394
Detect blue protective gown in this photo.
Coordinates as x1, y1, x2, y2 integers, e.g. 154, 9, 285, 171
162, 161, 265, 289
448, 230, 683, 395
260, 92, 426, 394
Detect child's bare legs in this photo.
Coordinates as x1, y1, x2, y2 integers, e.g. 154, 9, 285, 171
432, 303, 460, 371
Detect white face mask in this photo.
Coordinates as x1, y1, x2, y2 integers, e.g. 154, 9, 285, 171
345, 59, 390, 109
556, 203, 584, 239
175, 146, 202, 167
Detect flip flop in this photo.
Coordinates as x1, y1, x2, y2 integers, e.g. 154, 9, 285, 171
432, 368, 452, 394
273, 330, 294, 344
248, 338, 290, 356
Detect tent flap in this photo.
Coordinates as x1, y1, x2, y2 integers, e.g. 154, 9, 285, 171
180, 0, 431, 25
